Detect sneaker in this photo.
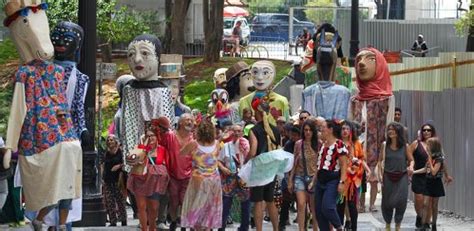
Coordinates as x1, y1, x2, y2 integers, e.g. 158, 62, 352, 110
158, 222, 170, 230
58, 225, 67, 231
31, 219, 43, 231
169, 222, 177, 231
264, 216, 270, 223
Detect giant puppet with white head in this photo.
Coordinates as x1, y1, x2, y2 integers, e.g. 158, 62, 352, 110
120, 34, 174, 155
238, 61, 289, 125
301, 23, 351, 120
3, 0, 82, 227
350, 47, 394, 168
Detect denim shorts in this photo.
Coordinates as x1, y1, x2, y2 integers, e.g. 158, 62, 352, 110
294, 175, 307, 192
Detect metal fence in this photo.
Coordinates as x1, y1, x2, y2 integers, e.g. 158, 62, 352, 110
394, 88, 474, 218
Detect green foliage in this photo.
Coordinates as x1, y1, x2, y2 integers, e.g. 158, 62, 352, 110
455, 10, 474, 37
0, 39, 19, 64
0, 85, 13, 137
45, 0, 159, 44
45, 0, 79, 29
305, 0, 335, 25
248, 0, 288, 14
184, 80, 215, 113
98, 93, 120, 138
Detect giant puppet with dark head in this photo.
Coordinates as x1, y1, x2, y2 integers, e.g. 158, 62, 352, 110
301, 23, 351, 120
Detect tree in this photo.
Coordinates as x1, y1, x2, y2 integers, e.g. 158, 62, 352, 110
164, 0, 192, 54
305, 0, 335, 26
45, 0, 158, 61
454, 6, 474, 51
203, 0, 224, 64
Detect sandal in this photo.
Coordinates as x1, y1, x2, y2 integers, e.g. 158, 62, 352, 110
358, 206, 366, 213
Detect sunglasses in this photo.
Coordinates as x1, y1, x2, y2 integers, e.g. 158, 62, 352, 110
422, 129, 432, 132
299, 117, 307, 120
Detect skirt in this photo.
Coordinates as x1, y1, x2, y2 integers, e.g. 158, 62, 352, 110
127, 164, 169, 197
424, 178, 445, 198
181, 174, 222, 229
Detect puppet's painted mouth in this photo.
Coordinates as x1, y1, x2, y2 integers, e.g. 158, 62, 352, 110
135, 65, 144, 71
55, 46, 66, 52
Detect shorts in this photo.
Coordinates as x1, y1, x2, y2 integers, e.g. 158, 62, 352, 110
294, 175, 314, 193
169, 177, 190, 208
411, 174, 427, 194
250, 181, 275, 203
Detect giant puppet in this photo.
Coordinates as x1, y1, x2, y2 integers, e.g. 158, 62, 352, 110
225, 61, 254, 124
350, 47, 394, 168
301, 23, 352, 89
301, 24, 351, 120
239, 61, 289, 125
2, 1, 82, 229
51, 21, 90, 145
120, 34, 174, 155
35, 21, 88, 229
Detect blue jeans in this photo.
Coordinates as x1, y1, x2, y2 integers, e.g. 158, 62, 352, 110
315, 179, 342, 231
221, 196, 250, 231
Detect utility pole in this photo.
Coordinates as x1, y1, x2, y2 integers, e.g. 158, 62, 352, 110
349, 0, 359, 66
74, 0, 107, 226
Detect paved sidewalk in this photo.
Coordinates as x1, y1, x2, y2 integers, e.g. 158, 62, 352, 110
3, 192, 473, 230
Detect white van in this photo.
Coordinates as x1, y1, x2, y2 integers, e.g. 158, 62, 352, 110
223, 17, 250, 45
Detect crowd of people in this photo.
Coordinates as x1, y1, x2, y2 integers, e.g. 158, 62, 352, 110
84, 105, 451, 231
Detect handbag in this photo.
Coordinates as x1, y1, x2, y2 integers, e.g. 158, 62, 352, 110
301, 142, 314, 192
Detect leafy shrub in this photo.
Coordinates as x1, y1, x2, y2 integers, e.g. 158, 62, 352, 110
0, 39, 19, 64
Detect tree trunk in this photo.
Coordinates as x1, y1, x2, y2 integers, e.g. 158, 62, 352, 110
375, 0, 386, 19
203, 0, 224, 64
99, 43, 112, 63
163, 0, 173, 53
170, 0, 192, 54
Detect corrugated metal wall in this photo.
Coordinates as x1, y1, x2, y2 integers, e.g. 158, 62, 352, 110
349, 52, 474, 91
335, 19, 467, 58
394, 89, 474, 218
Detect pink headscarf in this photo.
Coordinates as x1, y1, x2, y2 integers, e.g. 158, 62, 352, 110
355, 47, 393, 101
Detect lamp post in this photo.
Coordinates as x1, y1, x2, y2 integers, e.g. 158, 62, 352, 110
74, 0, 107, 226
349, 0, 360, 66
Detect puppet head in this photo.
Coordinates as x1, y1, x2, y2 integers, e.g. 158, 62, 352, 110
127, 34, 161, 81
250, 60, 275, 91
213, 68, 228, 88
225, 61, 254, 101
51, 21, 84, 62
355, 47, 392, 100
4, 0, 54, 63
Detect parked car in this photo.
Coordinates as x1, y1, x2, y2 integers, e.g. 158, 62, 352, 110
250, 13, 316, 41
223, 17, 250, 45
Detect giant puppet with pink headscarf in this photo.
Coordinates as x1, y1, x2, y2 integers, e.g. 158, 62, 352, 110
350, 47, 395, 168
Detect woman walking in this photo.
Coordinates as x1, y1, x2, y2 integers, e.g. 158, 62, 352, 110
127, 128, 169, 231
408, 123, 435, 228
314, 120, 348, 231
378, 122, 414, 231
101, 135, 127, 227
415, 137, 446, 231
337, 121, 370, 231
288, 120, 319, 231
180, 119, 223, 230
